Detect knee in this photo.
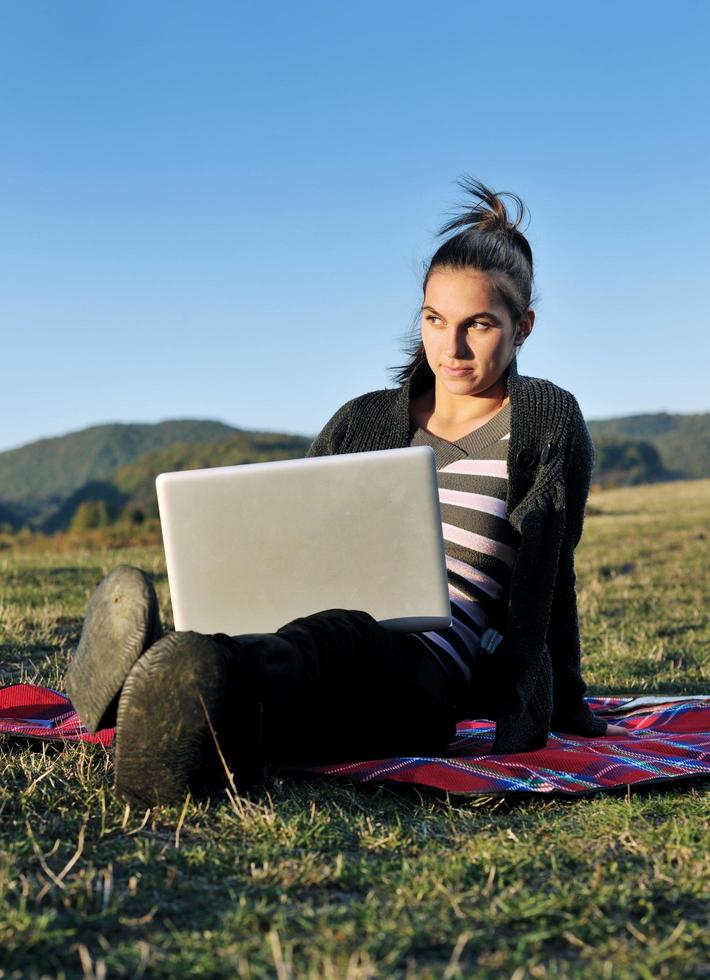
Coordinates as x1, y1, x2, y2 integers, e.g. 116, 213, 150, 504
279, 608, 378, 631
277, 608, 383, 652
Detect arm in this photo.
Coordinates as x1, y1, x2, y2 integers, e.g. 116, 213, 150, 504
490, 505, 563, 754
547, 407, 608, 736
306, 397, 359, 458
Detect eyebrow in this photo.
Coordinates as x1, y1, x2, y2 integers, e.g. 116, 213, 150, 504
420, 305, 502, 324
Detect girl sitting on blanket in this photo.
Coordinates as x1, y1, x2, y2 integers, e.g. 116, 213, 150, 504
65, 177, 625, 806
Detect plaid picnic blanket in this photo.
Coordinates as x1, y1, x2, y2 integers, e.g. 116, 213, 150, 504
1, 684, 709, 795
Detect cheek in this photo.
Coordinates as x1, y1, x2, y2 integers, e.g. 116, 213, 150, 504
479, 334, 510, 363
421, 329, 440, 359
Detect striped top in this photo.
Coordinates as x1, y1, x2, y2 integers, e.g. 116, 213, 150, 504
408, 402, 520, 686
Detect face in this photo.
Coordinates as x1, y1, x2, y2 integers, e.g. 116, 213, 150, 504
420, 268, 533, 401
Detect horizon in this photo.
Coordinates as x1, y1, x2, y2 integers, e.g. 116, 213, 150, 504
2, 1, 709, 454
2, 404, 709, 457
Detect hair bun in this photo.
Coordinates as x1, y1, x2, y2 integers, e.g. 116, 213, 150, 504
438, 176, 527, 239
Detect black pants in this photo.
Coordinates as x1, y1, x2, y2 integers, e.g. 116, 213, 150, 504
213, 608, 468, 767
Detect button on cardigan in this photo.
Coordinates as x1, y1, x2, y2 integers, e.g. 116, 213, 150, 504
306, 355, 608, 755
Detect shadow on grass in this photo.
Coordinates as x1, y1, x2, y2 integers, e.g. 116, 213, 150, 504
281, 769, 710, 810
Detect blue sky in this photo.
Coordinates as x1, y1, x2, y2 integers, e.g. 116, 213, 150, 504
2, 0, 708, 453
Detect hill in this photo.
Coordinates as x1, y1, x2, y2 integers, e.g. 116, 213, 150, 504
590, 437, 673, 489
0, 411, 707, 534
0, 420, 237, 504
108, 431, 311, 525
587, 412, 709, 480
0, 421, 311, 532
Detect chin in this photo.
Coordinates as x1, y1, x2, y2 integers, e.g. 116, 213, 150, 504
442, 376, 478, 392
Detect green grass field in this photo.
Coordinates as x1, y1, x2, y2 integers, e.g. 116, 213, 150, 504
1, 481, 708, 979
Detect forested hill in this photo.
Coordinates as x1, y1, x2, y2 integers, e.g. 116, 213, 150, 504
0, 420, 237, 504
0, 420, 311, 531
0, 411, 707, 533
587, 412, 709, 482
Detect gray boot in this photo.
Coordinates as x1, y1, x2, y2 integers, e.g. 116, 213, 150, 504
64, 565, 163, 732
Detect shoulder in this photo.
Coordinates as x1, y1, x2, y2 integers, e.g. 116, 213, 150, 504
324, 386, 401, 427
510, 368, 588, 448
518, 372, 595, 487
513, 369, 582, 418
508, 367, 593, 495
306, 386, 401, 457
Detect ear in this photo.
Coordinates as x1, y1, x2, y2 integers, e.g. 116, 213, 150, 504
515, 308, 535, 346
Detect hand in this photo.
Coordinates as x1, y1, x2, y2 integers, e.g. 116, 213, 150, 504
605, 723, 627, 737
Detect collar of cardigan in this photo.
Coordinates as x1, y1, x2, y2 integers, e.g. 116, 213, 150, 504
394, 355, 577, 529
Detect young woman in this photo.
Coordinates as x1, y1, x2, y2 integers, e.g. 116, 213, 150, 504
65, 178, 624, 807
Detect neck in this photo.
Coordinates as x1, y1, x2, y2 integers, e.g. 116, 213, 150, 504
409, 368, 513, 439
430, 376, 509, 425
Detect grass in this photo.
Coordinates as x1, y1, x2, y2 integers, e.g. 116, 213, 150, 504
0, 480, 708, 978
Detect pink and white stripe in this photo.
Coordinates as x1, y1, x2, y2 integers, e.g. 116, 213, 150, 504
450, 617, 483, 651
442, 524, 517, 567
446, 555, 502, 600
418, 631, 472, 683
449, 586, 490, 628
440, 459, 508, 478
438, 487, 508, 518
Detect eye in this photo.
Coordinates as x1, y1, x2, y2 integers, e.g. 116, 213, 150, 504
469, 321, 492, 331
424, 315, 443, 326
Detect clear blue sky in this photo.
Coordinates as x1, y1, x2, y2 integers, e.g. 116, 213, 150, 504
2, 0, 708, 453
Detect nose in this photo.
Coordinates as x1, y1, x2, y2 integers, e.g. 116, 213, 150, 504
445, 325, 470, 359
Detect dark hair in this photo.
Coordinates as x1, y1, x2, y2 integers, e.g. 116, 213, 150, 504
391, 177, 535, 386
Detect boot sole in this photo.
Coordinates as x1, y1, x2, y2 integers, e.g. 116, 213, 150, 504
64, 565, 163, 732
114, 632, 230, 807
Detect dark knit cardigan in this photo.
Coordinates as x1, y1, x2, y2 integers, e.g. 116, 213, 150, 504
306, 356, 608, 755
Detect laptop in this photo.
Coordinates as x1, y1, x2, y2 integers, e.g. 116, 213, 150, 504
155, 446, 451, 636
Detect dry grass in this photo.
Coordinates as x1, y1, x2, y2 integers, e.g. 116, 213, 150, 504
0, 480, 708, 978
